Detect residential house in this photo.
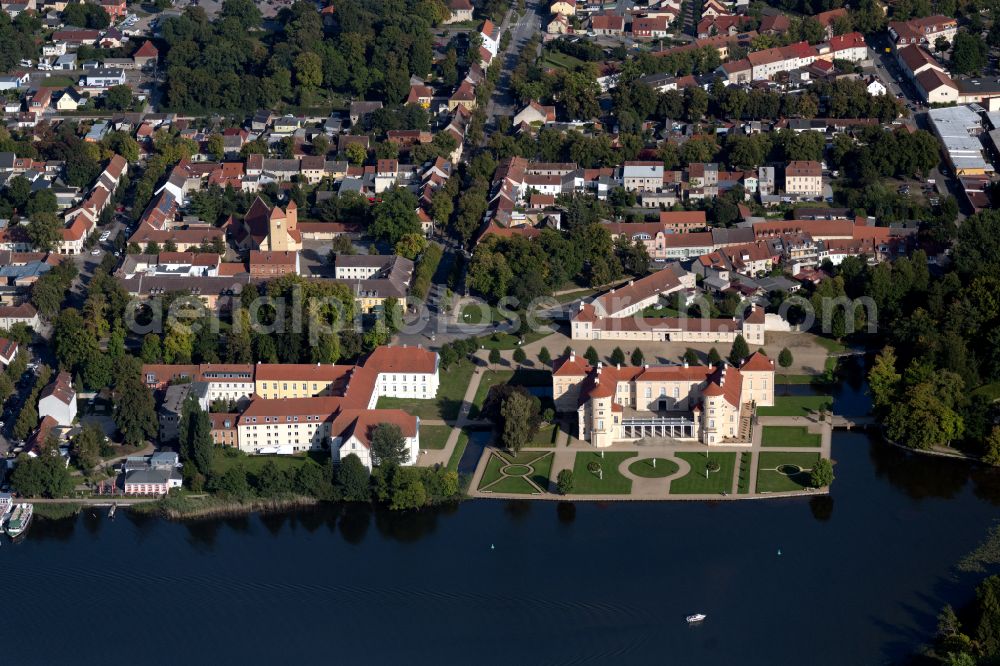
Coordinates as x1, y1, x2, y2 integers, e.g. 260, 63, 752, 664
56, 88, 84, 111
333, 254, 414, 313
122, 452, 183, 495
209, 413, 239, 447
622, 161, 664, 191
547, 13, 570, 34
449, 80, 477, 111
591, 12, 624, 35
784, 160, 823, 197
0, 337, 18, 366
38, 371, 76, 427
81, 68, 126, 90
444, 0, 473, 23
480, 19, 501, 56
0, 303, 40, 329
866, 76, 887, 96
513, 101, 556, 126
915, 67, 958, 104
99, 0, 126, 19
374, 159, 399, 193
550, 0, 575, 15
132, 40, 159, 68
249, 251, 299, 277
813, 8, 848, 39
633, 15, 671, 38
889, 14, 958, 47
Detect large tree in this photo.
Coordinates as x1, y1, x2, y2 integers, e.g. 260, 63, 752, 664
27, 210, 64, 249
370, 187, 422, 244
336, 453, 371, 501
952, 32, 987, 76
500, 390, 539, 453
369, 422, 409, 467
728, 334, 750, 366
179, 396, 214, 474
114, 369, 158, 446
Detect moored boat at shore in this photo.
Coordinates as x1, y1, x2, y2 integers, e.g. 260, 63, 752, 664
6, 503, 33, 539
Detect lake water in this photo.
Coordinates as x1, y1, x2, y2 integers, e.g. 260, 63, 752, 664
5, 362, 1000, 665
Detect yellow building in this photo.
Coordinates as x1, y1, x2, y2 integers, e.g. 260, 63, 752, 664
550, 0, 576, 15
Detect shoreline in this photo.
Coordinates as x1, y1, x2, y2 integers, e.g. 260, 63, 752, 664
24, 489, 833, 522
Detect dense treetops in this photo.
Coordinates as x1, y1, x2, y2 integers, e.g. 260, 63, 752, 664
161, 0, 446, 112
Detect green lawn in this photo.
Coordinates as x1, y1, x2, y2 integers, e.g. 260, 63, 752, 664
528, 423, 559, 447
376, 359, 475, 421
737, 452, 751, 494
554, 288, 598, 304
757, 395, 833, 417
477, 328, 553, 351
541, 50, 586, 71
488, 475, 540, 494
756, 452, 820, 492
568, 451, 636, 494
641, 302, 681, 318
460, 302, 512, 326
478, 450, 553, 493
211, 451, 326, 476
813, 336, 847, 354
628, 457, 678, 478
776, 374, 817, 385
468, 370, 514, 420
41, 75, 78, 88
972, 383, 1000, 401
761, 426, 821, 448
446, 429, 469, 473
479, 451, 507, 488
670, 452, 737, 495
421, 425, 452, 450
468, 368, 552, 420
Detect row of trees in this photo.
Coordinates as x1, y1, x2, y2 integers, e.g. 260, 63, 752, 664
202, 423, 459, 510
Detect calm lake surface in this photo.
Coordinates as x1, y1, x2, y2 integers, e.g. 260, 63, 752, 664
6, 365, 1000, 665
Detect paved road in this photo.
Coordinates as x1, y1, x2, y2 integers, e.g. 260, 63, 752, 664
485, 0, 544, 130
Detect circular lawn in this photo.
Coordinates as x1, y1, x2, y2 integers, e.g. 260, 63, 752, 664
628, 458, 679, 478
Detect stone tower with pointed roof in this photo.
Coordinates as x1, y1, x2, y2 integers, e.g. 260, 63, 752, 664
237, 197, 302, 253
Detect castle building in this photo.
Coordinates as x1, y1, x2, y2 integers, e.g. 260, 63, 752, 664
552, 352, 775, 447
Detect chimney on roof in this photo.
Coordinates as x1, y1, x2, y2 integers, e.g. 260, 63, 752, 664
616, 363, 620, 370
683, 361, 688, 368
570, 350, 576, 360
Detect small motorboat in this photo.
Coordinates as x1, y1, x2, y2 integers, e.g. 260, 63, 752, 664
686, 614, 707, 624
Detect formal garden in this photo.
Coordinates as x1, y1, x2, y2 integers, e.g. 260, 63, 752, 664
568, 451, 637, 494
670, 452, 737, 495
477, 450, 554, 494
756, 452, 821, 492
